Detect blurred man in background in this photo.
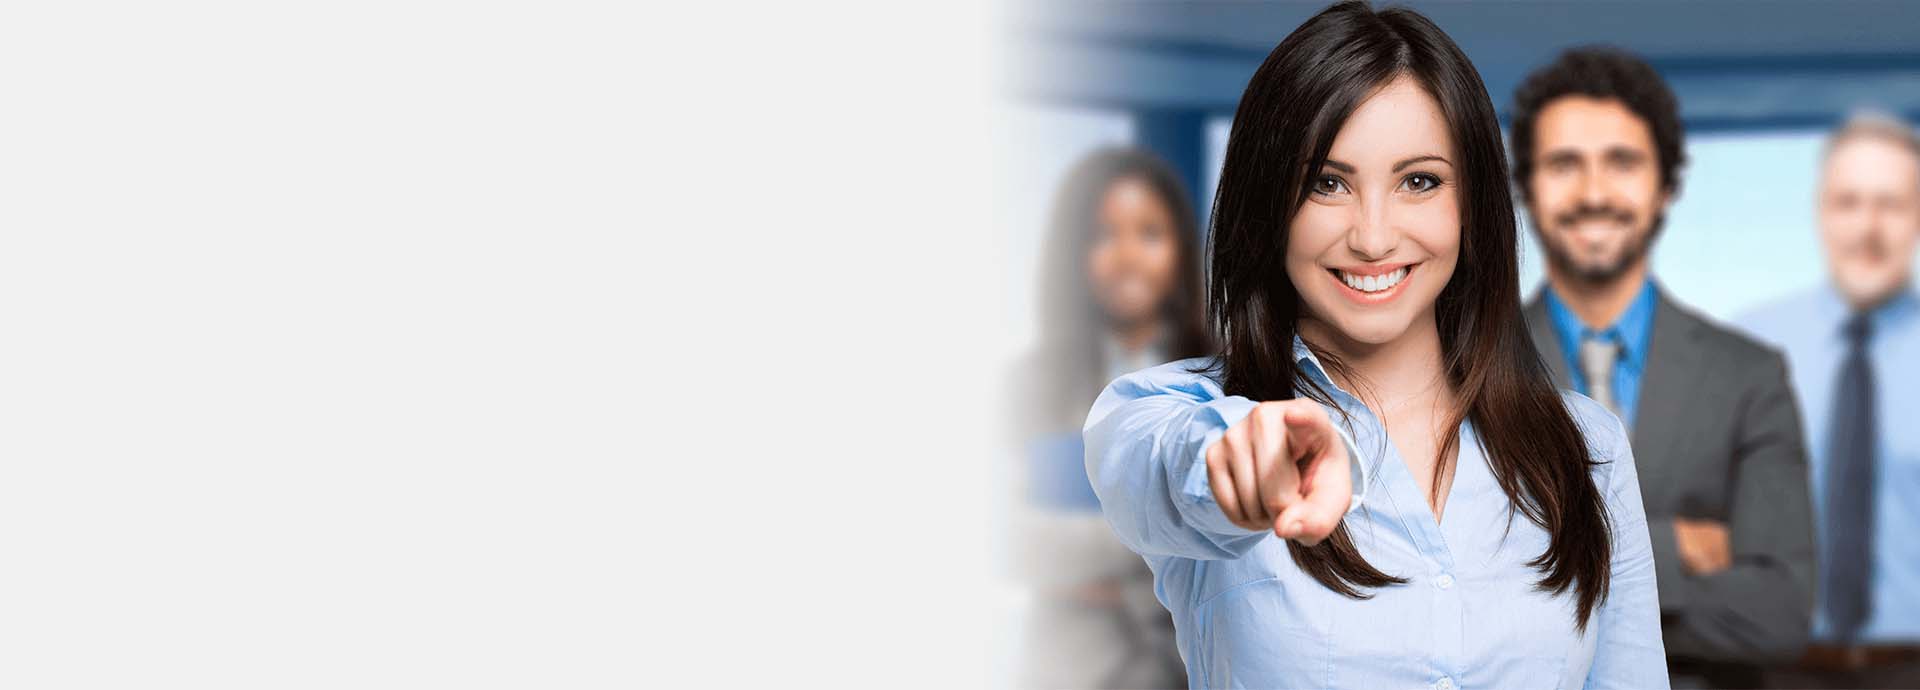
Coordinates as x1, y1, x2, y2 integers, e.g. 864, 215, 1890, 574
1509, 47, 1815, 688
1741, 112, 1920, 689
1009, 147, 1211, 689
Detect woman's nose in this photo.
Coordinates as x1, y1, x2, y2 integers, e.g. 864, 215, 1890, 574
1346, 204, 1399, 259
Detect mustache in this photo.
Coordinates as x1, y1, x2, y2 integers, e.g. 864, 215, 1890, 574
1850, 234, 1889, 258
1552, 203, 1636, 228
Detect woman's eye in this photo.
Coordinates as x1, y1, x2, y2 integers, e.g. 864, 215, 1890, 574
1403, 173, 1441, 193
1311, 175, 1346, 195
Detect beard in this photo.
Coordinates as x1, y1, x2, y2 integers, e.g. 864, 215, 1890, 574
1532, 202, 1665, 285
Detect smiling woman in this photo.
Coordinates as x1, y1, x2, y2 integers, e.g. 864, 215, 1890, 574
1290, 77, 1460, 325
1080, 1, 1670, 688
1013, 146, 1214, 690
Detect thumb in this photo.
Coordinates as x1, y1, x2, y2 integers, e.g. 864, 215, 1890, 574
1274, 496, 1343, 546
1275, 446, 1351, 546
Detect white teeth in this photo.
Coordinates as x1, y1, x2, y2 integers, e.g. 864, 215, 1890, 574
1340, 267, 1408, 293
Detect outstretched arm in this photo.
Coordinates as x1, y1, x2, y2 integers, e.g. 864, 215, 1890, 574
1082, 363, 1364, 561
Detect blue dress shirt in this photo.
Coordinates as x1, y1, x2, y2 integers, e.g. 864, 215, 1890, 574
1544, 280, 1657, 427
1739, 285, 1920, 642
1083, 337, 1669, 689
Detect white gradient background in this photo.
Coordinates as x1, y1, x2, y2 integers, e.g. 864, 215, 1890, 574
0, 1, 997, 687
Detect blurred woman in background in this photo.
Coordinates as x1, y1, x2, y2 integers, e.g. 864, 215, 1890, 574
1012, 147, 1211, 689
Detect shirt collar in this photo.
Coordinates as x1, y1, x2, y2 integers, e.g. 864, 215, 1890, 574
1885, 286, 1920, 322
1864, 284, 1918, 336
1103, 335, 1165, 377
1290, 335, 1344, 394
1819, 281, 1919, 341
1543, 278, 1657, 370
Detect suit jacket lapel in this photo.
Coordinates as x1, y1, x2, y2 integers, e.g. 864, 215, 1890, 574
1630, 287, 1705, 498
1523, 294, 1573, 390
1525, 285, 1701, 501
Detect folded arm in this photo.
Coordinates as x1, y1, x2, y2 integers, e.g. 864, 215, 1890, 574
1656, 356, 1815, 662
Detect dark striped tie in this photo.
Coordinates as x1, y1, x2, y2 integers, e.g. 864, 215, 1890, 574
1822, 312, 1876, 641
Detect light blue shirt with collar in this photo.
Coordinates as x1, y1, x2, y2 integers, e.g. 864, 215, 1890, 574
1082, 337, 1668, 689
1544, 279, 1657, 427
1739, 284, 1920, 643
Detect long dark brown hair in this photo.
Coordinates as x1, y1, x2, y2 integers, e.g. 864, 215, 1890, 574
1205, 1, 1613, 629
1032, 147, 1212, 433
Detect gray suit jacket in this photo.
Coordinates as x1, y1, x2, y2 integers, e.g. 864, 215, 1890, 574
1525, 285, 1815, 664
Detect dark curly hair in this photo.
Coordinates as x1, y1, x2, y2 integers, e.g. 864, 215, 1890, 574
1510, 46, 1686, 198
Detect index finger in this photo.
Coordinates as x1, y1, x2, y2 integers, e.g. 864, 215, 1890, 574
1278, 403, 1335, 458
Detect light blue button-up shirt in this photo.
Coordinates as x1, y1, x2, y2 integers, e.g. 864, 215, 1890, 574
1739, 285, 1920, 643
1083, 338, 1668, 689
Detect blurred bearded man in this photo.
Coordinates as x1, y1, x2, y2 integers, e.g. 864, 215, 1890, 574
1511, 47, 1816, 689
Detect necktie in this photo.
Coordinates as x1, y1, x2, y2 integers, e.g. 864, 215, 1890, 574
1579, 335, 1620, 414
1822, 312, 1877, 641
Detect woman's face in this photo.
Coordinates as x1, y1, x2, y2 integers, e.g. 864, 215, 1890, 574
1287, 75, 1461, 347
1087, 175, 1181, 328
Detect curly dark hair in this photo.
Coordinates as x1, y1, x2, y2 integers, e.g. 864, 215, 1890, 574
1510, 46, 1686, 198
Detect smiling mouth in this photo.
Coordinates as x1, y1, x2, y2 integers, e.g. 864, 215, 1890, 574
1567, 219, 1630, 235
1326, 263, 1417, 301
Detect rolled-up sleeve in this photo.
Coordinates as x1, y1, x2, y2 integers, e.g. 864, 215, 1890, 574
1081, 361, 1365, 561
1579, 401, 1671, 689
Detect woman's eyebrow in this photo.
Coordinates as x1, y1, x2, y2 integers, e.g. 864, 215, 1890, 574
1321, 155, 1452, 173
1392, 154, 1451, 172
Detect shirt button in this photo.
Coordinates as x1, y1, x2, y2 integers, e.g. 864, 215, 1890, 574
1436, 573, 1455, 590
1434, 677, 1455, 690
